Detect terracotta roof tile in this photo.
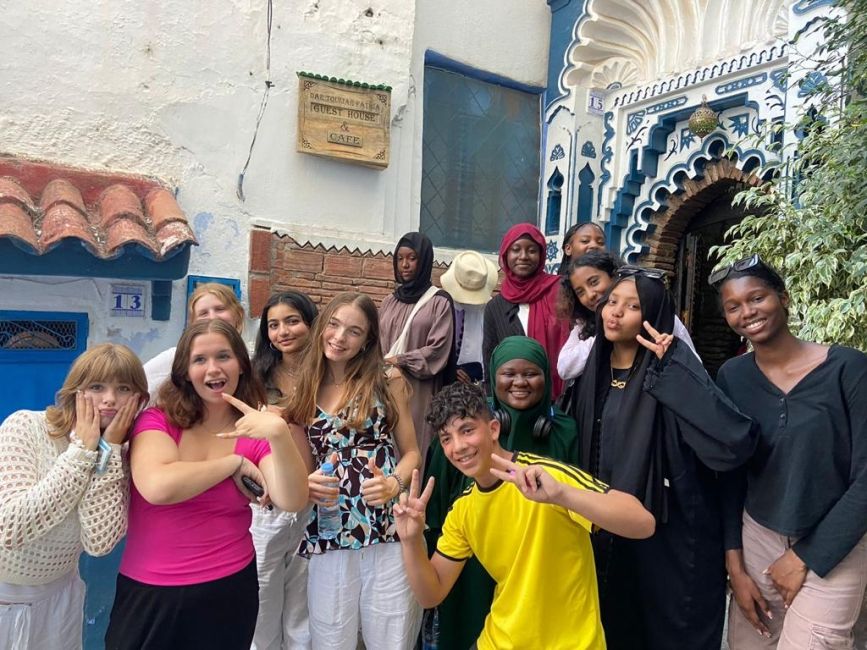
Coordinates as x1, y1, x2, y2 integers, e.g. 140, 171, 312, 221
0, 158, 197, 260
105, 217, 153, 256
0, 177, 36, 212
154, 220, 198, 258
145, 188, 185, 231
41, 203, 98, 252
98, 184, 146, 229
40, 179, 87, 216
0, 202, 40, 251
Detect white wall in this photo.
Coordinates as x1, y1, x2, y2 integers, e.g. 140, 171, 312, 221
0, 0, 551, 358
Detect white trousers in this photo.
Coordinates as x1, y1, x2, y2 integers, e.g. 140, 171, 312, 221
0, 570, 85, 650
251, 505, 312, 650
307, 542, 422, 650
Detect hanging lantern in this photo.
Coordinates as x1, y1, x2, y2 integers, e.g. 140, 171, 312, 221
688, 96, 718, 138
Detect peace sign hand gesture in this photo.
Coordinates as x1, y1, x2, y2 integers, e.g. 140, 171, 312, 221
393, 469, 435, 542
489, 454, 561, 504
636, 320, 674, 360
216, 393, 290, 441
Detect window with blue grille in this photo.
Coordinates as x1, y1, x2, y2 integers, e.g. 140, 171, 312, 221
421, 63, 541, 252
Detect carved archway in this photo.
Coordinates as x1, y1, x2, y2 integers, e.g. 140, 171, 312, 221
638, 157, 761, 272
564, 0, 788, 91
638, 158, 763, 375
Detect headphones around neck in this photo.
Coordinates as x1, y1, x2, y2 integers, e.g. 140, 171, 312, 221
492, 404, 555, 441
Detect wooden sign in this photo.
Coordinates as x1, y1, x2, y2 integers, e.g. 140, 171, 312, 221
297, 73, 391, 169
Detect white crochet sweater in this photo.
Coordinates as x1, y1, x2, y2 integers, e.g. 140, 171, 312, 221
0, 410, 128, 586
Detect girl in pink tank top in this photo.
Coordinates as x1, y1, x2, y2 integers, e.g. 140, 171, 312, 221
105, 319, 309, 650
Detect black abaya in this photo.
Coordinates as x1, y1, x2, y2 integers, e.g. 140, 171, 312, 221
574, 276, 756, 650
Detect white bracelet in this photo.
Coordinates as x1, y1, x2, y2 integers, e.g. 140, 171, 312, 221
68, 430, 99, 462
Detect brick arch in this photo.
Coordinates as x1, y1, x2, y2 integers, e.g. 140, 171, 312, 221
638, 157, 762, 272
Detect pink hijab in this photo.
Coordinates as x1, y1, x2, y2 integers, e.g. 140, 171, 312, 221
498, 223, 570, 397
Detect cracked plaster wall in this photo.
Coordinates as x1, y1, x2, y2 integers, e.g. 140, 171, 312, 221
0, 0, 550, 360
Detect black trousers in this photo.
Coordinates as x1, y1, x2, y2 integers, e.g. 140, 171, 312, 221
105, 560, 259, 650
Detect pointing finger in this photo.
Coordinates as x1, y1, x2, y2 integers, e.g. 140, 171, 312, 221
221, 392, 255, 414
489, 467, 514, 484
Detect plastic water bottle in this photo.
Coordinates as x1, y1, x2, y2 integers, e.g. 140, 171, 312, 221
317, 461, 341, 540
421, 608, 439, 650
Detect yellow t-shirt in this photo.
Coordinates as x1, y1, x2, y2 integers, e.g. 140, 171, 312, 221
436, 452, 608, 650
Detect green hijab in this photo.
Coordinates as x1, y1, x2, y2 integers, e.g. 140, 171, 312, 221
489, 335, 578, 463
420, 337, 578, 648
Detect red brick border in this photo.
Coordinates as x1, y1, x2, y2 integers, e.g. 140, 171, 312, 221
638, 158, 762, 272
247, 230, 448, 316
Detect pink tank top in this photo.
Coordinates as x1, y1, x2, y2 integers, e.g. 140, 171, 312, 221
119, 408, 271, 586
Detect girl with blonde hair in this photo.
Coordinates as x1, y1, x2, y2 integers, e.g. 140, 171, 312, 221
142, 282, 246, 398
0, 343, 146, 649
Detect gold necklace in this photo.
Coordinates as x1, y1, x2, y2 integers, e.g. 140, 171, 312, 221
609, 350, 636, 389
610, 365, 629, 389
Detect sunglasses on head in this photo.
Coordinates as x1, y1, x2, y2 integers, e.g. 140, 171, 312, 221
615, 266, 666, 280
707, 254, 763, 287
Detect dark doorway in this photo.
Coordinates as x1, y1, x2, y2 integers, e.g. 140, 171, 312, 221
672, 185, 746, 378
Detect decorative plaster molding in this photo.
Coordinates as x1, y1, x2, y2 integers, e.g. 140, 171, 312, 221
621, 133, 771, 261
647, 96, 688, 114
597, 111, 615, 217
611, 44, 788, 108
716, 73, 768, 96
565, 0, 788, 93
793, 0, 835, 15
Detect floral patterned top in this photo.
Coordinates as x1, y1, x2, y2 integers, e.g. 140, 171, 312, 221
299, 398, 399, 557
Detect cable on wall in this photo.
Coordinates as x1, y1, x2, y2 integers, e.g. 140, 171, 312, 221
237, 0, 274, 202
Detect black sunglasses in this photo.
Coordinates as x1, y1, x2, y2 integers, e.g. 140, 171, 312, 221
615, 265, 666, 280
707, 254, 763, 287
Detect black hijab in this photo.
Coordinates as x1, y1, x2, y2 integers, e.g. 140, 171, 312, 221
574, 273, 676, 522
393, 232, 434, 304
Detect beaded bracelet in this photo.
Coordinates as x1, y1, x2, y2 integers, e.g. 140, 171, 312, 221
391, 473, 407, 497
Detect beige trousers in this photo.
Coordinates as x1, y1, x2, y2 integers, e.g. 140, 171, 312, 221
728, 512, 867, 650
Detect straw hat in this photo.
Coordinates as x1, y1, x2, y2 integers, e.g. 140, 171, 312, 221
441, 251, 499, 305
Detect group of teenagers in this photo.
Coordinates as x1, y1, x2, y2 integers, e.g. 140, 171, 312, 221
0, 220, 864, 650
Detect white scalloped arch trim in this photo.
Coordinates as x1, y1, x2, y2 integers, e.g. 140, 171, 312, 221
565, 0, 788, 90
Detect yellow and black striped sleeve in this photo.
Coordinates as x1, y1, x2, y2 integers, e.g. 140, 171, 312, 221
513, 451, 609, 494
